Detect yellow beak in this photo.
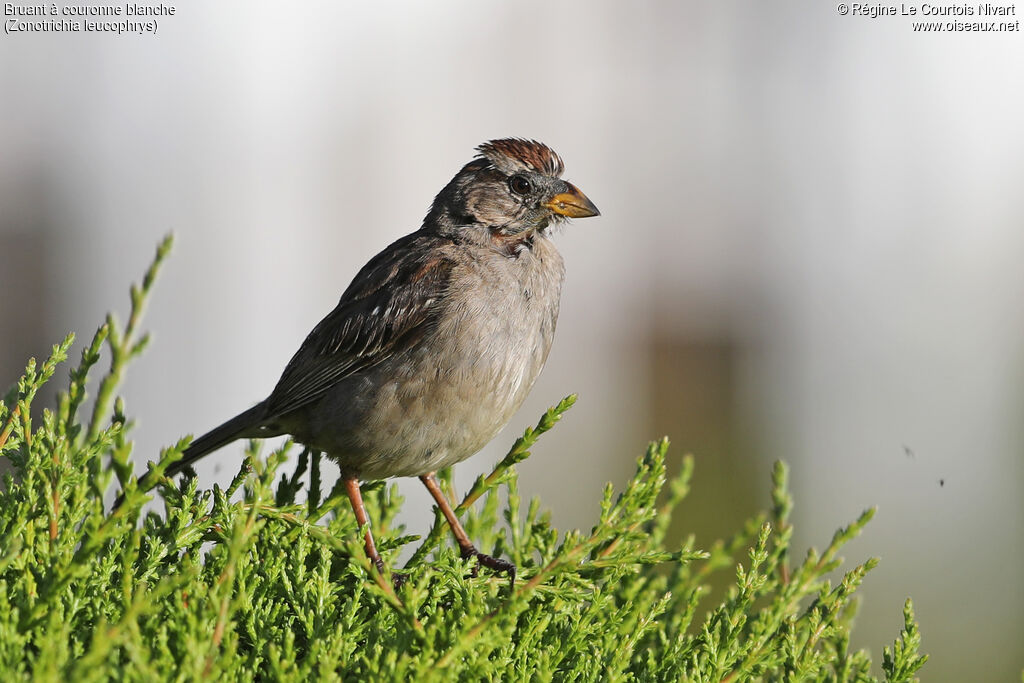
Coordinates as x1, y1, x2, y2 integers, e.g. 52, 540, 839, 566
542, 182, 600, 218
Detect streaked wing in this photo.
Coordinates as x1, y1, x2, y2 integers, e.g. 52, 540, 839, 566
263, 232, 454, 419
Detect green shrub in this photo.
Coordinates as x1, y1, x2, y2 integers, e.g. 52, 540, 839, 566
0, 238, 927, 681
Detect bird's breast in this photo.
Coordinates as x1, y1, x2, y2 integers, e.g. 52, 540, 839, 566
437, 237, 565, 413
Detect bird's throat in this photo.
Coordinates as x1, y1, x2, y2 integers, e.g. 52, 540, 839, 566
490, 227, 537, 258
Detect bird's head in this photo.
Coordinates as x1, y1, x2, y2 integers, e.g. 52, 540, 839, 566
425, 138, 599, 243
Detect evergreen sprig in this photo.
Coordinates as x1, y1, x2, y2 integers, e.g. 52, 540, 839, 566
0, 239, 930, 681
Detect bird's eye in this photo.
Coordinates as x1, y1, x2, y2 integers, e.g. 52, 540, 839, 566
509, 175, 532, 195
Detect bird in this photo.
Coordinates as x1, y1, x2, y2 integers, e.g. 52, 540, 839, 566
167, 138, 599, 581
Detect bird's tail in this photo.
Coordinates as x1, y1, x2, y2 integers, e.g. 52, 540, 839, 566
166, 402, 269, 478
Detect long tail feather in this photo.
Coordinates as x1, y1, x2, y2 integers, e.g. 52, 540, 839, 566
167, 402, 269, 477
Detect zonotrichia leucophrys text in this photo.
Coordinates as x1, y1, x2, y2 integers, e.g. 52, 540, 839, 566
168, 139, 599, 580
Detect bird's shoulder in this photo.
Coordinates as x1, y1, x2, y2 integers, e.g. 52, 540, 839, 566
263, 231, 458, 416
337, 231, 457, 304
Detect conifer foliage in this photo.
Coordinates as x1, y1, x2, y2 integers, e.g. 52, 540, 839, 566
0, 238, 927, 681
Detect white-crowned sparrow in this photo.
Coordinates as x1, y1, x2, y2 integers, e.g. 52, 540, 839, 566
168, 139, 599, 580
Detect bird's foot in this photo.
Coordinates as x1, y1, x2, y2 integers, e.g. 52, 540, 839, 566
372, 556, 409, 589
461, 545, 516, 586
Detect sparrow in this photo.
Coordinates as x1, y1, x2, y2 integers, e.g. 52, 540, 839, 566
167, 139, 599, 580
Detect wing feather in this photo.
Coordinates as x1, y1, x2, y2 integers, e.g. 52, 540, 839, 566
263, 232, 454, 418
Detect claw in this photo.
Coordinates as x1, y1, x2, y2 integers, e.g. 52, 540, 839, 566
369, 554, 409, 589
419, 472, 517, 587
461, 545, 516, 586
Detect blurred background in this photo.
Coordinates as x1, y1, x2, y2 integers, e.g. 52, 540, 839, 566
2, 2, 1022, 678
